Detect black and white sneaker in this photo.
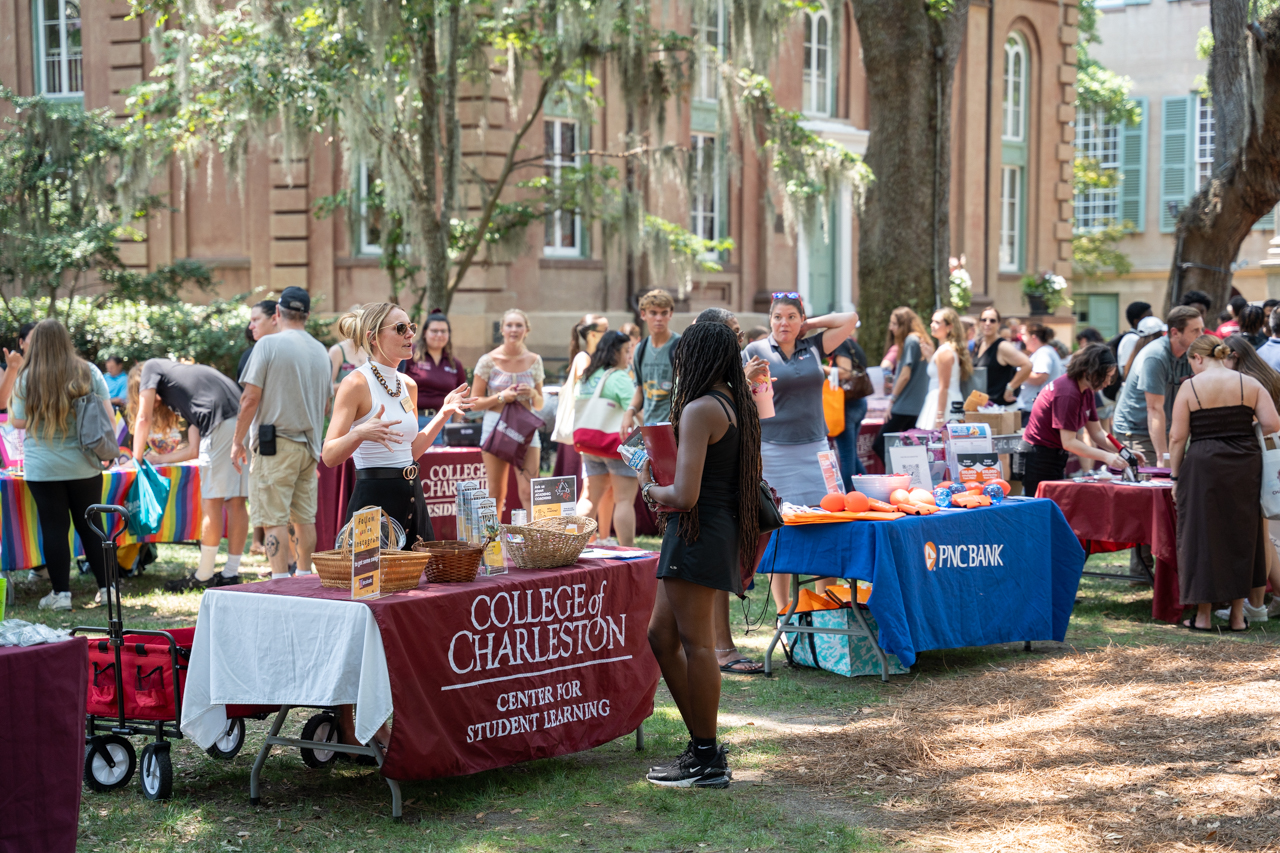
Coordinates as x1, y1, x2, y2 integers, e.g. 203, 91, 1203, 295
214, 574, 243, 586
645, 745, 731, 789
649, 740, 693, 773
163, 573, 217, 593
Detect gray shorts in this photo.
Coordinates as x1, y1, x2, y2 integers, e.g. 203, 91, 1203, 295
582, 454, 637, 479
199, 418, 249, 500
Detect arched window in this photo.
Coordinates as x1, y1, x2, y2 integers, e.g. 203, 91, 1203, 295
1002, 34, 1027, 142
803, 9, 831, 116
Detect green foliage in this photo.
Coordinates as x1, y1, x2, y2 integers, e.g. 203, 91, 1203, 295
1021, 270, 1071, 312
1073, 222, 1134, 281
1073, 156, 1121, 195
1074, 1, 1140, 126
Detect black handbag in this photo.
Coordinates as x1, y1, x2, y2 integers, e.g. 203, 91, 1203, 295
758, 479, 784, 533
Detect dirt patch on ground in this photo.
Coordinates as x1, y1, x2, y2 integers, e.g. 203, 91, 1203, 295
780, 644, 1280, 852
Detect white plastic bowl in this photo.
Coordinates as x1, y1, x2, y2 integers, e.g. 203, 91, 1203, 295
848, 474, 912, 503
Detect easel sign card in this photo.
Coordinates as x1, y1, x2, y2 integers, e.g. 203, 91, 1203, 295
816, 450, 844, 495
531, 476, 577, 521
350, 506, 382, 600
888, 445, 933, 490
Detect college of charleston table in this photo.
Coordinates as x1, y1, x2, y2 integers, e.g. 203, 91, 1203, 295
184, 554, 661, 781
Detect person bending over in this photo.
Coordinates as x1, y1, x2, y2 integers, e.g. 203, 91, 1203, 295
639, 321, 762, 788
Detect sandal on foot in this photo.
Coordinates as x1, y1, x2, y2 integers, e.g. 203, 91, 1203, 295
1229, 617, 1250, 633
719, 658, 765, 675
1181, 617, 1216, 632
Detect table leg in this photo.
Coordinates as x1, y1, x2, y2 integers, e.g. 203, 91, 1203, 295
372, 739, 402, 821
846, 603, 891, 683
763, 575, 803, 678
249, 705, 291, 806
1023, 641, 1032, 652
635, 721, 644, 751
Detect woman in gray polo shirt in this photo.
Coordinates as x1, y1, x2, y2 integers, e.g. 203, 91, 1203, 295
743, 294, 858, 610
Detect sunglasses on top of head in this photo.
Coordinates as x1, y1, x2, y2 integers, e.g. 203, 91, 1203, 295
380, 322, 419, 337
771, 291, 802, 300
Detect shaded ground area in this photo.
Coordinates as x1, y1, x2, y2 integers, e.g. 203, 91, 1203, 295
781, 643, 1280, 852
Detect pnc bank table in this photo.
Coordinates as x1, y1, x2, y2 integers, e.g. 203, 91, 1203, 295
758, 498, 1086, 674
182, 553, 660, 817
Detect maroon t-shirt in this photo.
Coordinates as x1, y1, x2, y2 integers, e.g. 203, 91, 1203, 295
403, 352, 465, 413
1024, 374, 1097, 450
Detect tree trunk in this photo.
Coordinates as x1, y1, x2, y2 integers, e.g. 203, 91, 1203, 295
1169, 7, 1280, 317
850, 0, 969, 362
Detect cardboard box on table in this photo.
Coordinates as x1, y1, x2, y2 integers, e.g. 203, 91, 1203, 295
963, 411, 1022, 483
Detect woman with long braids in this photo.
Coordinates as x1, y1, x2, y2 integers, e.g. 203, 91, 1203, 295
638, 322, 762, 788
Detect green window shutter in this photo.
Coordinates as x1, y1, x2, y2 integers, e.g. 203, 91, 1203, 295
1159, 95, 1194, 233
1124, 0, 1152, 5
1119, 97, 1148, 233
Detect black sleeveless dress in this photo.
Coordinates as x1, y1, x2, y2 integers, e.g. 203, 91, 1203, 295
975, 339, 1017, 400
656, 390, 743, 595
1175, 375, 1266, 604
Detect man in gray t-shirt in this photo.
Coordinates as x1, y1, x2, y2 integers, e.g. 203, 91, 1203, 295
231, 287, 331, 580
1112, 307, 1203, 462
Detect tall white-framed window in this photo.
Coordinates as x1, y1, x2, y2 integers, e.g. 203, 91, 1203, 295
802, 8, 831, 116
691, 134, 720, 254
696, 2, 724, 102
543, 118, 581, 257
358, 162, 383, 255
1195, 93, 1215, 190
1002, 34, 1027, 142
37, 0, 83, 97
999, 166, 1022, 272
1073, 108, 1121, 230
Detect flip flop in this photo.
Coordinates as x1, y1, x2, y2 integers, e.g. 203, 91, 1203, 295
719, 658, 765, 675
1229, 617, 1250, 633
1181, 618, 1217, 633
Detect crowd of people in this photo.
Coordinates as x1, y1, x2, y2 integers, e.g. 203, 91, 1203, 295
8, 280, 1280, 787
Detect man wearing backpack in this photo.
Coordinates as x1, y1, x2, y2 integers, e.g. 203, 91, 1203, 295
622, 289, 681, 432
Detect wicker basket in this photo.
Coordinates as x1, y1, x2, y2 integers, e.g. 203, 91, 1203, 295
411, 538, 484, 583
312, 548, 429, 592
498, 515, 597, 569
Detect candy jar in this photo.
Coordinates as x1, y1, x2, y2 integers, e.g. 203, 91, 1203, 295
932, 487, 953, 508
982, 482, 1005, 504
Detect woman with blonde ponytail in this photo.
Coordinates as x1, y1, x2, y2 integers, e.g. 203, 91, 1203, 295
1170, 335, 1280, 632
322, 303, 475, 543
8, 320, 115, 611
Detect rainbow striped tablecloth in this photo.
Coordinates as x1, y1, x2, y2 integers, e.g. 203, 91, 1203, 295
0, 463, 202, 573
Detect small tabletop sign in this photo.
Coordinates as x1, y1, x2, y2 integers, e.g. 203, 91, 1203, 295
350, 506, 382, 600
816, 449, 844, 495
531, 475, 578, 522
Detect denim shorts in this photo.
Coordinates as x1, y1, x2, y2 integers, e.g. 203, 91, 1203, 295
581, 454, 638, 478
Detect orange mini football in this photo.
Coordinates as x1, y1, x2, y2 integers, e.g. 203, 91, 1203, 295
965, 481, 986, 493
888, 488, 912, 507
935, 480, 954, 490
991, 478, 1012, 496
843, 491, 870, 512
820, 493, 847, 512
908, 488, 936, 506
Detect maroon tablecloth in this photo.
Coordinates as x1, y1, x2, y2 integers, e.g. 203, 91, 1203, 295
0, 639, 87, 853
858, 418, 885, 474
1037, 481, 1182, 623
232, 554, 661, 780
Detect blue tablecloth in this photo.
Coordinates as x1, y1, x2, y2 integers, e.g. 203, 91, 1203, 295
758, 498, 1086, 667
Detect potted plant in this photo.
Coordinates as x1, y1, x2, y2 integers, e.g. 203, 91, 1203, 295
948, 255, 972, 311
1021, 271, 1070, 315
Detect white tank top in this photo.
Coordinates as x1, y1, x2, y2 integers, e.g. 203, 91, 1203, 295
351, 362, 418, 469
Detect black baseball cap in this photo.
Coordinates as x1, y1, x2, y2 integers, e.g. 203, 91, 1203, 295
279, 286, 310, 313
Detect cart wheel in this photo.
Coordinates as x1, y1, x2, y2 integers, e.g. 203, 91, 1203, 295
205, 717, 246, 760
139, 742, 173, 801
299, 712, 340, 769
84, 735, 136, 792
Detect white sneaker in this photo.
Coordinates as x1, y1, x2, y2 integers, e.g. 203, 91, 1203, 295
37, 591, 72, 611
95, 586, 117, 606
1214, 601, 1268, 623
26, 568, 48, 582
1268, 598, 1280, 619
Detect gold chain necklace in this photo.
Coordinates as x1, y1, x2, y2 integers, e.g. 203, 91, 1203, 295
369, 362, 402, 398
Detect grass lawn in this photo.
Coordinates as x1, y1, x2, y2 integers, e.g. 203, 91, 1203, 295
5, 540, 1276, 852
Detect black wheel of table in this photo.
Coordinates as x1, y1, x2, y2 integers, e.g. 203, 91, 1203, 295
205, 717, 246, 760
84, 735, 136, 792
300, 712, 340, 769
139, 742, 173, 801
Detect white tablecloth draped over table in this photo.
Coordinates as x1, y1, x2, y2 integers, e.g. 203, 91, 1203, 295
182, 590, 393, 749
